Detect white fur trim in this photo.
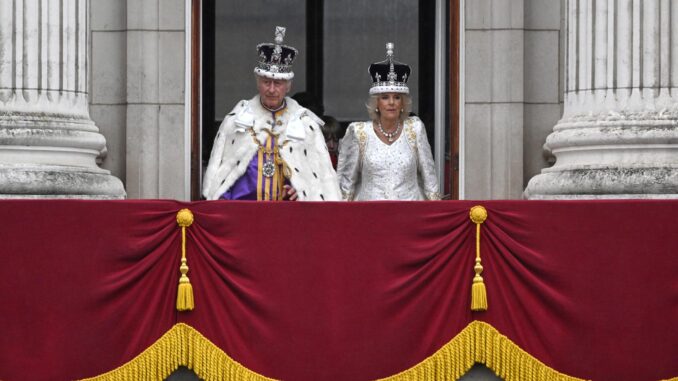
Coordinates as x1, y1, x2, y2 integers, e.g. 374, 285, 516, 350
203, 95, 341, 201
254, 68, 294, 80
286, 117, 306, 141
234, 104, 255, 128
303, 110, 324, 127
369, 85, 409, 95
202, 100, 253, 199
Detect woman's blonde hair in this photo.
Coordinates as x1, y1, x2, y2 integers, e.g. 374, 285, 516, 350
365, 93, 412, 122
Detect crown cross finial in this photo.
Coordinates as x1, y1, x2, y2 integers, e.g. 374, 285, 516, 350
386, 42, 394, 57
275, 26, 286, 44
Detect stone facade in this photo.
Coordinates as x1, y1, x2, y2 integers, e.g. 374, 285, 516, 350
463, 0, 565, 199
0, 0, 125, 198
90, 0, 188, 199
525, 0, 678, 198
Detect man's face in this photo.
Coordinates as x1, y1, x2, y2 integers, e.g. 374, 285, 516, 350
257, 77, 290, 109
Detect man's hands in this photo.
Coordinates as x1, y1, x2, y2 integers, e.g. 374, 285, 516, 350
282, 185, 298, 201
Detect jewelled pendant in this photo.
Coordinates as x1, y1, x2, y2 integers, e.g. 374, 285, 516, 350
262, 160, 276, 178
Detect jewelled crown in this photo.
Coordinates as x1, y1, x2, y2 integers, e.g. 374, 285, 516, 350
254, 26, 298, 80
368, 42, 411, 95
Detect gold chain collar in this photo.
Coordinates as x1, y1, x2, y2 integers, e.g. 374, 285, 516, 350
247, 128, 291, 179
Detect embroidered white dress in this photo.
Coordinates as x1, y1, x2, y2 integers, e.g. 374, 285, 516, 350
337, 117, 440, 201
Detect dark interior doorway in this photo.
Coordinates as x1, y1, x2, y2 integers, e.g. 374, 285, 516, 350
194, 0, 457, 199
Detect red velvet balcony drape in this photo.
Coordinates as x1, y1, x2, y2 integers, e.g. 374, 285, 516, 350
0, 200, 676, 381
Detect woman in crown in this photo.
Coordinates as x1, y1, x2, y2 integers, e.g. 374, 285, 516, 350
337, 43, 440, 201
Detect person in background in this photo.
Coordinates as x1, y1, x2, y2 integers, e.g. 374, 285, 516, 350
320, 115, 342, 169
202, 26, 340, 201
337, 43, 440, 201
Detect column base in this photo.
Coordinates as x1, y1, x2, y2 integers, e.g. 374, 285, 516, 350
0, 165, 126, 199
524, 167, 678, 199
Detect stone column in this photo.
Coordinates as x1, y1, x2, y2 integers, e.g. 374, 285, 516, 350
525, 0, 678, 199
464, 0, 525, 199
0, 0, 125, 198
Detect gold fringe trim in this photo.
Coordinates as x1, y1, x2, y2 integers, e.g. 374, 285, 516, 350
378, 321, 588, 381
80, 323, 274, 381
79, 320, 676, 381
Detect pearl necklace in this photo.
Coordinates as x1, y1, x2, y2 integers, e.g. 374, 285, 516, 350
377, 120, 402, 142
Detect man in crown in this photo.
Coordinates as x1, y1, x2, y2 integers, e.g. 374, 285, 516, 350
203, 26, 340, 201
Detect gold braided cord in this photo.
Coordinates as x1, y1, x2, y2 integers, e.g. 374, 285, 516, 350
176, 209, 194, 311
79, 323, 274, 381
378, 321, 588, 381
257, 147, 264, 200
470, 205, 488, 311
248, 128, 290, 200
476, 223, 481, 259
263, 136, 272, 199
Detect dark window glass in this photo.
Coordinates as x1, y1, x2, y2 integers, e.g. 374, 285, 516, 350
323, 1, 419, 121
213, 0, 307, 119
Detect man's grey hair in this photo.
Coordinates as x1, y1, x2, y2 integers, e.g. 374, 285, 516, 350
365, 93, 412, 122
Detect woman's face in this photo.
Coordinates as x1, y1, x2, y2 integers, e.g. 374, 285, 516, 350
376, 93, 403, 121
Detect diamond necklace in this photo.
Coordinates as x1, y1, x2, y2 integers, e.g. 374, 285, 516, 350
377, 120, 402, 142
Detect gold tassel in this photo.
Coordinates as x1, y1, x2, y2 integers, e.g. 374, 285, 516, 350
469, 205, 488, 311
176, 209, 194, 312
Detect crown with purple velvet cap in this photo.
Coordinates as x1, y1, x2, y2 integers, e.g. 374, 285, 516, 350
254, 26, 298, 80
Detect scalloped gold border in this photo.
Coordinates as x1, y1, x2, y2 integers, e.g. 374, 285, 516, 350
378, 321, 587, 381
81, 321, 676, 381
80, 323, 273, 381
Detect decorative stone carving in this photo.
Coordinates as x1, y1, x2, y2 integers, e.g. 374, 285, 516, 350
0, 0, 125, 198
525, 0, 678, 199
